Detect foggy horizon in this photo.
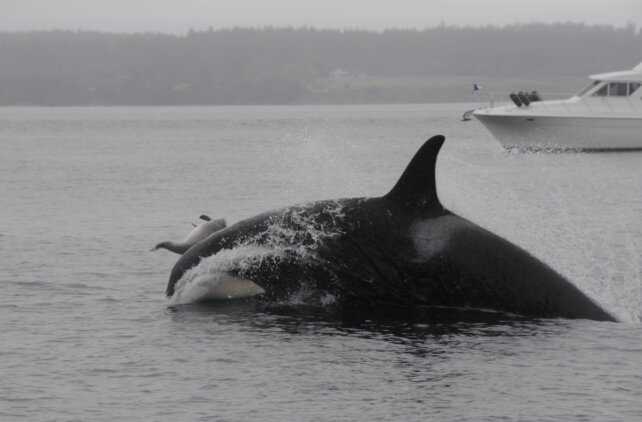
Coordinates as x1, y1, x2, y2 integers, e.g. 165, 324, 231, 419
2, 0, 642, 106
2, 24, 641, 106
2, 0, 641, 34
1, 20, 640, 36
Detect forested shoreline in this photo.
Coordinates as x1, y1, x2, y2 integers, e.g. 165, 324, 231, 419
1, 23, 641, 105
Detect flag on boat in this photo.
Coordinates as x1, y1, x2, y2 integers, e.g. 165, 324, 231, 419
473, 83, 482, 92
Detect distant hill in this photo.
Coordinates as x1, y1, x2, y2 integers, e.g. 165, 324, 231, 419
0, 23, 640, 105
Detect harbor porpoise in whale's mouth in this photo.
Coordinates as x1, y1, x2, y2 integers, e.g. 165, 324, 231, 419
153, 216, 226, 255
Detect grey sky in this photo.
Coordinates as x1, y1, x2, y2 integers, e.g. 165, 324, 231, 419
1, 0, 641, 33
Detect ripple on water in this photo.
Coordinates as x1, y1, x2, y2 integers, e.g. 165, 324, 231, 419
1, 105, 641, 421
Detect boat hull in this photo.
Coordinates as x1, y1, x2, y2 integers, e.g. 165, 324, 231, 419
474, 113, 642, 150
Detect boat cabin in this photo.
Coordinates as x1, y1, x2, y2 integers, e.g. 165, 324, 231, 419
573, 62, 642, 99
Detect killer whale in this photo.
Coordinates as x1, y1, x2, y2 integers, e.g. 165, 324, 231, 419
165, 135, 615, 321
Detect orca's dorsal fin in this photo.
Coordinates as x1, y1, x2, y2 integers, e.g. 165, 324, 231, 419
384, 135, 444, 210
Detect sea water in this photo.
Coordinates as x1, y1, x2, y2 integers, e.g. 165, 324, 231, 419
1, 105, 641, 420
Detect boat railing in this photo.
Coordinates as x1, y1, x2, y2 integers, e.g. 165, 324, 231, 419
473, 91, 642, 113
473, 91, 573, 108
575, 95, 642, 113
472, 91, 511, 108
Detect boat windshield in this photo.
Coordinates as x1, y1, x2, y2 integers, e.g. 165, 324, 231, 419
575, 80, 600, 97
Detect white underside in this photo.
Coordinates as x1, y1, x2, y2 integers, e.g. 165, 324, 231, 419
205, 273, 266, 300
168, 271, 266, 305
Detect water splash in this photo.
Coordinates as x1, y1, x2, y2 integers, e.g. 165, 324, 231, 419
243, 200, 346, 253
168, 201, 347, 306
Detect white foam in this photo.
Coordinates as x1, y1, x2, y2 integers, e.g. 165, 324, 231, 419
168, 202, 347, 306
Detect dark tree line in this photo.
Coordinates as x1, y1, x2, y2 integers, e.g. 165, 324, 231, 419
0, 23, 640, 105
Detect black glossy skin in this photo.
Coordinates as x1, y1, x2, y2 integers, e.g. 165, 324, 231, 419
166, 136, 615, 321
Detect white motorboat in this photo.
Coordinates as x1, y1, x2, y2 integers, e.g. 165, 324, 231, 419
473, 62, 642, 150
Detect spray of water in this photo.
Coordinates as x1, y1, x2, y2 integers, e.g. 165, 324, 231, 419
168, 201, 347, 306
